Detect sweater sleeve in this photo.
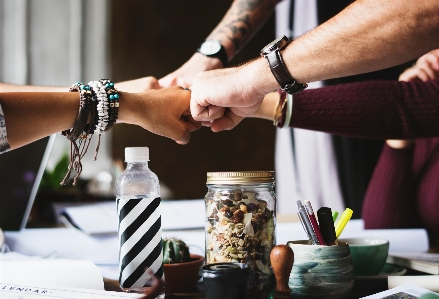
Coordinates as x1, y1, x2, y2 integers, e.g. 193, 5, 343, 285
361, 144, 416, 229
0, 103, 10, 154
291, 79, 439, 139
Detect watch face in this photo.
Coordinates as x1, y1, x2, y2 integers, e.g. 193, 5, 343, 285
261, 35, 288, 55
199, 40, 221, 55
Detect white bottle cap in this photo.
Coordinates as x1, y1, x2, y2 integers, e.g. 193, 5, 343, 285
125, 147, 149, 162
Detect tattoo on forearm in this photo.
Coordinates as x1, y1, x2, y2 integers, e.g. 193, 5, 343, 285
210, 0, 279, 53
217, 14, 251, 51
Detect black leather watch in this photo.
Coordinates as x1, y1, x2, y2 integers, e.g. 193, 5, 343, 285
197, 40, 228, 67
261, 35, 307, 94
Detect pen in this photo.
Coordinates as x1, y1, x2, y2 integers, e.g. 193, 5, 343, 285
297, 200, 320, 245
335, 208, 353, 239
332, 211, 339, 223
297, 211, 312, 243
317, 207, 337, 245
304, 200, 326, 246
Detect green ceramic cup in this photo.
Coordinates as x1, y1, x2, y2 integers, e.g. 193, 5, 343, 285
339, 238, 389, 276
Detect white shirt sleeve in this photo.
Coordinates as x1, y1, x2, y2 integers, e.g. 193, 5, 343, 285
0, 103, 11, 153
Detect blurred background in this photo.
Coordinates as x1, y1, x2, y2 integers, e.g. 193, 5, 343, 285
0, 0, 276, 225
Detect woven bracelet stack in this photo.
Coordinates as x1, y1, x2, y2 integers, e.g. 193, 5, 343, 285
61, 79, 119, 186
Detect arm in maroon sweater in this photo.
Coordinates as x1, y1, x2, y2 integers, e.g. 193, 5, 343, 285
361, 144, 416, 229
290, 79, 439, 139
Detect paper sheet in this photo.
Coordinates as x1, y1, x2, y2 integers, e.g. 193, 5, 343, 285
0, 283, 142, 299
0, 259, 104, 290
388, 276, 439, 292
60, 202, 118, 234
4, 228, 205, 280
361, 282, 438, 298
59, 199, 205, 235
5, 228, 119, 265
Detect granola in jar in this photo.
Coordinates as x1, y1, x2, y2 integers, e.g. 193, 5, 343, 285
205, 171, 276, 299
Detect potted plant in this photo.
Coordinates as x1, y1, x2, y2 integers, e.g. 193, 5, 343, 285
162, 237, 204, 293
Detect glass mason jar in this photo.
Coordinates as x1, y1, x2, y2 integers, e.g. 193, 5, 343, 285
204, 171, 276, 299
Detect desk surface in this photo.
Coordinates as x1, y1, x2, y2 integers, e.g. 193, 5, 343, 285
103, 277, 388, 299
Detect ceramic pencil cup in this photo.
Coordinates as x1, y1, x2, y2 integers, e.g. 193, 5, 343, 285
287, 241, 354, 299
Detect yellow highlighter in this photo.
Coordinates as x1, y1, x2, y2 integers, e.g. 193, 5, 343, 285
335, 208, 353, 239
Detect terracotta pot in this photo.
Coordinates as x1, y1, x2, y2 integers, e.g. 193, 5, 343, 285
163, 254, 205, 293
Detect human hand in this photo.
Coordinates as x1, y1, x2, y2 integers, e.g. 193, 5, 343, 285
386, 140, 414, 149
206, 91, 280, 131
382, 50, 438, 146
116, 76, 161, 93
190, 62, 270, 131
139, 269, 164, 299
399, 49, 439, 82
119, 87, 201, 144
159, 53, 224, 88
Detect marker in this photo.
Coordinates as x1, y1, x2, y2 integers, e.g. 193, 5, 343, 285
304, 200, 326, 246
332, 211, 339, 223
317, 207, 337, 246
297, 200, 320, 245
335, 208, 353, 239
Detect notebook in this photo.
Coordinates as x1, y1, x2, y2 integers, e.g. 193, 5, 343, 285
0, 134, 55, 231
387, 252, 439, 274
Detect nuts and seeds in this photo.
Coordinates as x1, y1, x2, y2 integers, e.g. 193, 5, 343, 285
206, 191, 275, 296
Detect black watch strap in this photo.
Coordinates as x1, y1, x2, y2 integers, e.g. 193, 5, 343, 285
197, 42, 228, 67
213, 45, 228, 68
261, 37, 307, 94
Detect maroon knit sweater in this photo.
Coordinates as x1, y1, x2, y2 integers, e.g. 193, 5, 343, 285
362, 140, 439, 237
291, 79, 439, 139
291, 79, 439, 237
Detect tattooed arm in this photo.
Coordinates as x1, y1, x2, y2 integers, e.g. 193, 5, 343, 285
203, 0, 281, 63
159, 0, 281, 88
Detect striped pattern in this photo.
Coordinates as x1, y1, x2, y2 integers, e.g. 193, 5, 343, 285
117, 197, 163, 289
0, 104, 10, 154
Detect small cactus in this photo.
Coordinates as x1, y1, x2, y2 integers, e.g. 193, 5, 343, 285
162, 237, 191, 264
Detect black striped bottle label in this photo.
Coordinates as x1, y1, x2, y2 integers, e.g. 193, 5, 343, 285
117, 196, 164, 290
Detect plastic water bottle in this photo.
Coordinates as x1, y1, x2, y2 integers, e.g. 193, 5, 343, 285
115, 147, 164, 292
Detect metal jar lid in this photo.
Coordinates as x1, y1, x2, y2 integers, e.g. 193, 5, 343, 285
206, 171, 274, 184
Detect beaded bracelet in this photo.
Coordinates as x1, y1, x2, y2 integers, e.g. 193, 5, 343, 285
104, 80, 119, 132
61, 82, 95, 186
88, 79, 119, 134
61, 79, 119, 186
62, 83, 94, 141
88, 79, 119, 160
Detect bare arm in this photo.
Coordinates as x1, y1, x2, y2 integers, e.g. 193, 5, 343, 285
283, 0, 439, 83
0, 87, 199, 150
191, 0, 439, 127
159, 0, 281, 88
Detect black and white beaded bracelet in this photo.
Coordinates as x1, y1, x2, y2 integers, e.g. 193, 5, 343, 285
88, 79, 119, 134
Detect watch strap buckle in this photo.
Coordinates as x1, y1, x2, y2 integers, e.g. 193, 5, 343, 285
282, 82, 308, 95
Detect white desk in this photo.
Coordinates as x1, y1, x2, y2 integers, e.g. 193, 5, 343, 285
5, 219, 429, 263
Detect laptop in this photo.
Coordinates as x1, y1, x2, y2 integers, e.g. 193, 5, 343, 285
0, 134, 56, 231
